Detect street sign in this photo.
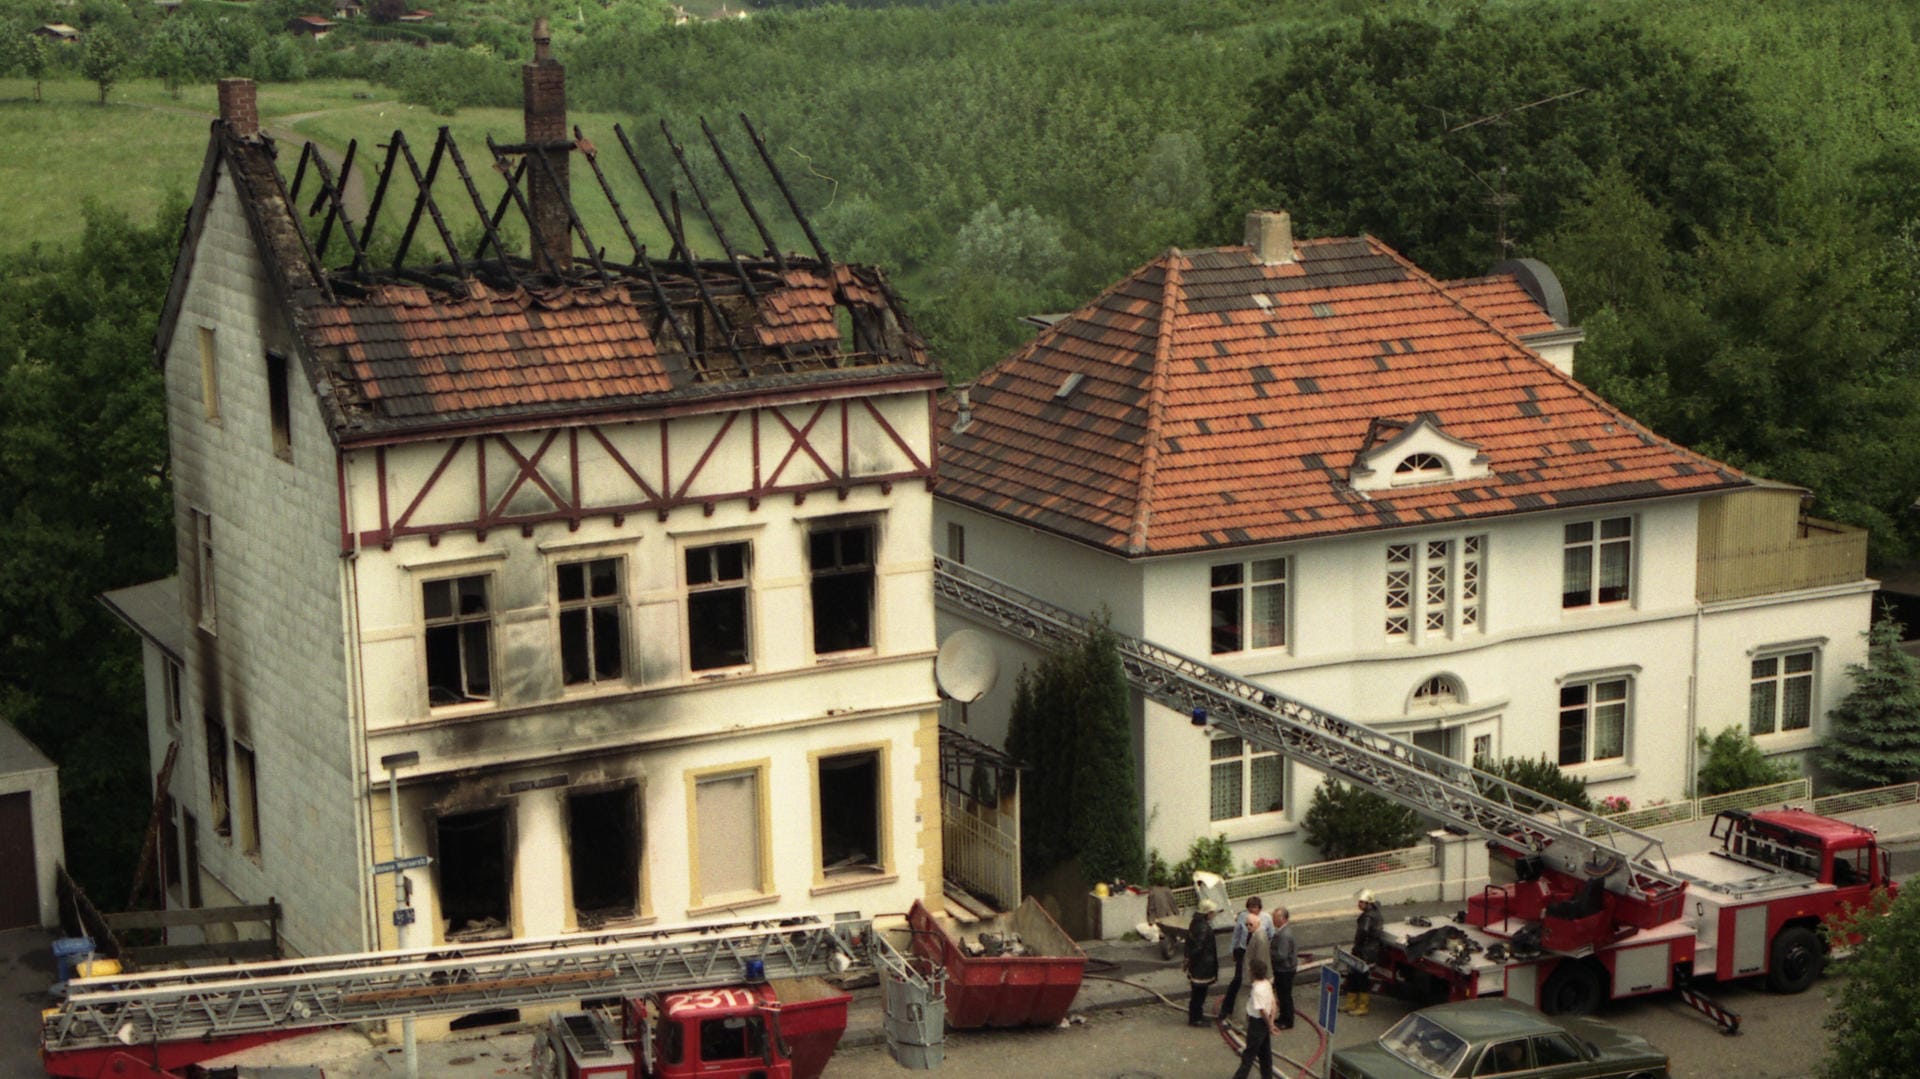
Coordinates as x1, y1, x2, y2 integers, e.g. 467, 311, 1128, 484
1318, 960, 1342, 1034
393, 907, 415, 928
372, 854, 432, 875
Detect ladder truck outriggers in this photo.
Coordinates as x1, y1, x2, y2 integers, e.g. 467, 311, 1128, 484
40, 912, 944, 1079
935, 558, 1898, 1027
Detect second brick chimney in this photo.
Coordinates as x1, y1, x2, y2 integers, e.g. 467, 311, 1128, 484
523, 19, 572, 274
217, 78, 259, 140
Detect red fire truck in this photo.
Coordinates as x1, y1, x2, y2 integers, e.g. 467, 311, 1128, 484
531, 978, 851, 1079
1370, 807, 1896, 1021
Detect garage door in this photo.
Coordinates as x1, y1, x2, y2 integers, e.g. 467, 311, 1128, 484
0, 791, 39, 928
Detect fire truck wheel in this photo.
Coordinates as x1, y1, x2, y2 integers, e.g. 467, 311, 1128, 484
1766, 925, 1824, 994
1539, 960, 1604, 1017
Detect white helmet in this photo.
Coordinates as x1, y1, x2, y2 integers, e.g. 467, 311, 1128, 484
1355, 888, 1375, 905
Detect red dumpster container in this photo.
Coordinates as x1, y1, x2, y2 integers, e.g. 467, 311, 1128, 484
907, 897, 1087, 1028
767, 977, 851, 1079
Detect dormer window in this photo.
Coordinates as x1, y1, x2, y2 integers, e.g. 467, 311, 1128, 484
1349, 415, 1490, 492
1393, 453, 1449, 485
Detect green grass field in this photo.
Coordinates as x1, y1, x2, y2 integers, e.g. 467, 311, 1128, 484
0, 76, 704, 259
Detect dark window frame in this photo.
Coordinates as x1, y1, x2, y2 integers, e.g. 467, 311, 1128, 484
423, 573, 495, 707
686, 542, 751, 672
809, 523, 876, 655
557, 557, 626, 688
267, 350, 292, 461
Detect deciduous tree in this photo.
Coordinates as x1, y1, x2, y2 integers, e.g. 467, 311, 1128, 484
1822, 887, 1920, 1079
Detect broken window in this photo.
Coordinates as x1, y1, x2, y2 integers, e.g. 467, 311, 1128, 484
436, 806, 512, 939
164, 660, 183, 730
193, 509, 217, 635
204, 711, 231, 838
558, 558, 625, 687
183, 810, 202, 908
686, 542, 750, 671
809, 524, 874, 654
160, 794, 182, 899
818, 750, 883, 877
423, 574, 493, 706
567, 786, 639, 923
267, 351, 292, 460
693, 769, 764, 903
197, 326, 220, 421
234, 742, 261, 860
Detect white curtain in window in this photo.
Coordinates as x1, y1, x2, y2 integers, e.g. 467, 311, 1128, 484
696, 773, 760, 898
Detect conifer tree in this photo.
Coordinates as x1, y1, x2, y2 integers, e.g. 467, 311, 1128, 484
1822, 613, 1920, 790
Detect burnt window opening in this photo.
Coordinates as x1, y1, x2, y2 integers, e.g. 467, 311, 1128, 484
818, 750, 882, 876
160, 794, 182, 900
450, 1008, 520, 1032
558, 558, 625, 687
436, 806, 512, 939
686, 542, 750, 671
204, 711, 231, 838
567, 786, 639, 924
234, 742, 261, 860
267, 351, 292, 461
423, 575, 493, 706
193, 509, 217, 635
182, 810, 202, 908
809, 525, 874, 655
164, 661, 183, 729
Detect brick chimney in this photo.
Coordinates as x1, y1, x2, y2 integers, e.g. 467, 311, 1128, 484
1244, 210, 1295, 266
217, 78, 259, 140
523, 18, 572, 274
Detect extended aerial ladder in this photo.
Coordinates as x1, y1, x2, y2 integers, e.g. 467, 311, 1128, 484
42, 912, 942, 1078
933, 557, 1682, 896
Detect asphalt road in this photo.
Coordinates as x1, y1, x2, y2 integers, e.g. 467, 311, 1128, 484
825, 973, 1841, 1079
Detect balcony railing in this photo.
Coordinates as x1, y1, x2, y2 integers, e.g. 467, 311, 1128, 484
1697, 517, 1867, 603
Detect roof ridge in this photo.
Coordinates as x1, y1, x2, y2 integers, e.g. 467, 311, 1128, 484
1130, 247, 1183, 554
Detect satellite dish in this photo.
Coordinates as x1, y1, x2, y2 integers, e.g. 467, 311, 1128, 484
935, 630, 999, 703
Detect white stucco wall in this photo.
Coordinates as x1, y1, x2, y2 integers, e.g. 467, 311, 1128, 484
936, 491, 1873, 871
160, 164, 363, 955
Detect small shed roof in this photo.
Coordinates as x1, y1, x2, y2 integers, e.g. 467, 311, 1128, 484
99, 576, 184, 664
0, 722, 57, 779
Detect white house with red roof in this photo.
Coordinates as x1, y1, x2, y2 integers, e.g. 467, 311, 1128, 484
103, 34, 947, 962
934, 211, 1872, 868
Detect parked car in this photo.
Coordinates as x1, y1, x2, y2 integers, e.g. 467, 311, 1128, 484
1330, 998, 1669, 1079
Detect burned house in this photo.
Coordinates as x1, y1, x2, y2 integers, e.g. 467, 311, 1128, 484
111, 25, 945, 957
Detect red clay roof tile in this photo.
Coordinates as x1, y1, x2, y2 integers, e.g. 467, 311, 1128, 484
939, 237, 1745, 556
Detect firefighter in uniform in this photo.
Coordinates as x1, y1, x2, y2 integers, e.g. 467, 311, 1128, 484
1342, 888, 1383, 1016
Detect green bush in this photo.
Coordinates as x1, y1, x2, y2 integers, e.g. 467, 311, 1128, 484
1476, 755, 1594, 812
1695, 726, 1797, 796
1302, 780, 1423, 861
1142, 835, 1237, 887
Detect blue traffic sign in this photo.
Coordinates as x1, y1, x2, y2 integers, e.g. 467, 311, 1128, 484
372, 854, 432, 875
1318, 961, 1342, 1034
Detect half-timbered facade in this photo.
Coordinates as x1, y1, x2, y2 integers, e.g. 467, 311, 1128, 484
934, 212, 1873, 868
114, 36, 945, 958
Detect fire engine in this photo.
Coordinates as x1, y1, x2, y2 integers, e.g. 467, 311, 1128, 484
41, 913, 940, 1079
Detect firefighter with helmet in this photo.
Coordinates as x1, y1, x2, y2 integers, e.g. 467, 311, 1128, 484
1341, 889, 1383, 1016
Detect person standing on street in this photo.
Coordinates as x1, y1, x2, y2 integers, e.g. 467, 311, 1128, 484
1230, 950, 1279, 1079
1267, 905, 1297, 1030
1342, 889, 1383, 1016
1218, 896, 1271, 1020
1184, 899, 1221, 1026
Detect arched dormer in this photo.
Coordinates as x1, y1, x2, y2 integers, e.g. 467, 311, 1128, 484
1350, 415, 1491, 493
